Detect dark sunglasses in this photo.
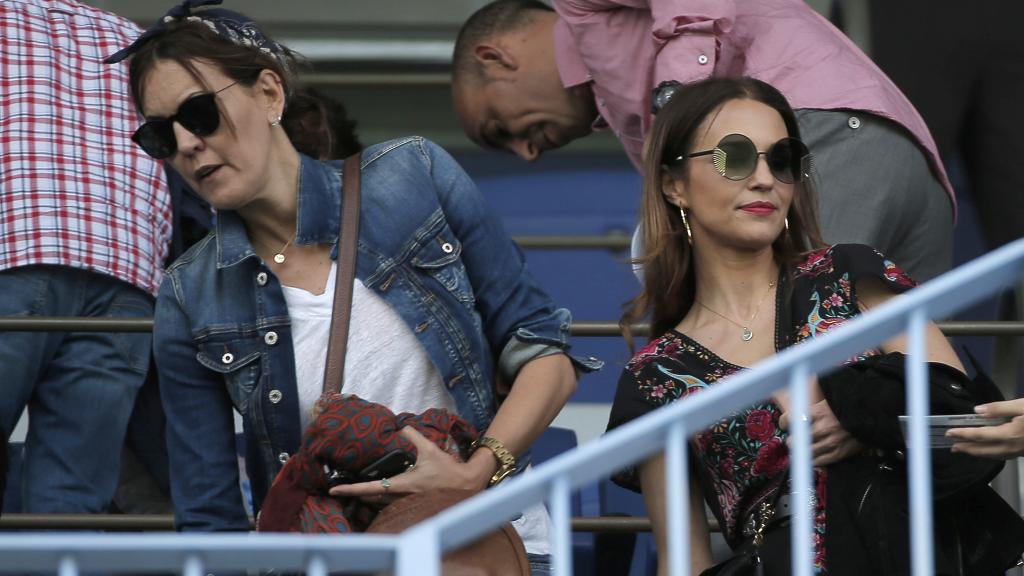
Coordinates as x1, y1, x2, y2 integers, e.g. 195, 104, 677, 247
679, 133, 811, 184
132, 80, 241, 159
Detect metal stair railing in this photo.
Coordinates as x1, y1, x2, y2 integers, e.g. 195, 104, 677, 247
1, 239, 1023, 575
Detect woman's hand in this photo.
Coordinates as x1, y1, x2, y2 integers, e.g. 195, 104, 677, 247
328, 427, 490, 504
947, 398, 1024, 459
780, 399, 864, 467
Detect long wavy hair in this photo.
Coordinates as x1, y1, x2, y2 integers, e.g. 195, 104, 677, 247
622, 77, 826, 348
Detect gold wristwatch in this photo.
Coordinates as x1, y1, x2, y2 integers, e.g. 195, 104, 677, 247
471, 436, 517, 486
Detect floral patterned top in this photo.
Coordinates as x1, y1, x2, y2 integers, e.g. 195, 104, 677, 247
606, 244, 916, 573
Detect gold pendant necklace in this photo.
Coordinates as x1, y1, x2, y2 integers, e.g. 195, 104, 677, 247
696, 280, 776, 342
258, 234, 296, 264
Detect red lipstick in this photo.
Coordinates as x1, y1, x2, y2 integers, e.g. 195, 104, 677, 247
739, 201, 776, 216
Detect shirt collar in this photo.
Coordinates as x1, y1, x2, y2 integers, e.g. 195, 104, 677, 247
553, 19, 590, 89
553, 19, 607, 131
215, 153, 342, 268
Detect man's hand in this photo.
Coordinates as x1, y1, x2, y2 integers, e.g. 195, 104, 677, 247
947, 398, 1024, 459
780, 399, 863, 467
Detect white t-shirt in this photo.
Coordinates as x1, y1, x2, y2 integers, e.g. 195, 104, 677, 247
282, 262, 550, 554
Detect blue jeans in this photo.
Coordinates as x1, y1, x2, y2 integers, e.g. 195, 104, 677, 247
0, 265, 152, 513
527, 553, 552, 576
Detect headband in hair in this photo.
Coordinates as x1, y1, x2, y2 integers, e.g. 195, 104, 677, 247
104, 0, 289, 68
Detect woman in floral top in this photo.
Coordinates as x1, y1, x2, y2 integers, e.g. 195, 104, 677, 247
606, 78, 965, 576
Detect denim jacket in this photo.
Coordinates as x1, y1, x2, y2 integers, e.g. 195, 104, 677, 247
153, 137, 601, 532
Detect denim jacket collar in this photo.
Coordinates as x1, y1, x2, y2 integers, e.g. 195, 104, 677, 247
214, 154, 342, 269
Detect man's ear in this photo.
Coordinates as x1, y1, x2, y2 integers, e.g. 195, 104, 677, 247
474, 42, 518, 77
661, 170, 689, 210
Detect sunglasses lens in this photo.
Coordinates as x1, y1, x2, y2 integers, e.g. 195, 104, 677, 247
177, 93, 221, 137
132, 122, 175, 159
130, 93, 222, 159
767, 138, 810, 184
716, 134, 758, 180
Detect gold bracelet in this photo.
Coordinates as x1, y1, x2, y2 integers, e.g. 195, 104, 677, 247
471, 436, 517, 486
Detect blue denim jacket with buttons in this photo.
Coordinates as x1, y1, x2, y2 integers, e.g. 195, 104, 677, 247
153, 137, 601, 532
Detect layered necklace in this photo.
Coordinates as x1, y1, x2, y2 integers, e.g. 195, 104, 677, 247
695, 279, 777, 342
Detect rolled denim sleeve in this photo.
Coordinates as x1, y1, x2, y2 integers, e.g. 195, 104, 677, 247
153, 273, 249, 532
417, 139, 603, 379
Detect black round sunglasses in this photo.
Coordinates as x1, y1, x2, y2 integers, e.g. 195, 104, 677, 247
678, 133, 811, 184
132, 79, 241, 159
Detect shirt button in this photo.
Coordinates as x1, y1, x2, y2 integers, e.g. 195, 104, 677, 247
848, 116, 861, 129
697, 54, 709, 65
256, 272, 268, 286
264, 331, 278, 345
221, 352, 234, 364
278, 452, 290, 464
598, 97, 606, 107
268, 389, 283, 403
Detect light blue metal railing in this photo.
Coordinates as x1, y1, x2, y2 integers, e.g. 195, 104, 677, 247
2, 239, 1023, 575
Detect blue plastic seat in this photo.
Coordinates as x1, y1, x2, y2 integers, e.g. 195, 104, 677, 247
530, 426, 601, 575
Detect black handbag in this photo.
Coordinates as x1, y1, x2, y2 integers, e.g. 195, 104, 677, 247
700, 486, 792, 576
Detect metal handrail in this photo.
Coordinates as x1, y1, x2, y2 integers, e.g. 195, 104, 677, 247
1, 316, 1021, 337
3, 241, 1023, 575
511, 234, 632, 250
0, 513, 672, 534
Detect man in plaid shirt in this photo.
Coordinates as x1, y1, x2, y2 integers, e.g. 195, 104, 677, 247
0, 0, 171, 514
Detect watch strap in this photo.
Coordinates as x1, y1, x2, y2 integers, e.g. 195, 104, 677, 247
472, 436, 517, 486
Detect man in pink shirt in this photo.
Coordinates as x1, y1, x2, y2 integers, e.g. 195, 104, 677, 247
452, 0, 955, 282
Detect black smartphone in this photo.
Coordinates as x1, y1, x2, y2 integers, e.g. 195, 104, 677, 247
358, 449, 414, 481
324, 464, 357, 488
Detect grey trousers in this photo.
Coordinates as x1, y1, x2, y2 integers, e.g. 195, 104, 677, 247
796, 109, 954, 283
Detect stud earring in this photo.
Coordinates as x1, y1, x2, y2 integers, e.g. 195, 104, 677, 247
270, 115, 282, 127
784, 217, 790, 233
680, 208, 693, 245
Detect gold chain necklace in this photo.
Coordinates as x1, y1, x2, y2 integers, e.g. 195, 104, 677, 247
256, 233, 297, 264
695, 280, 776, 342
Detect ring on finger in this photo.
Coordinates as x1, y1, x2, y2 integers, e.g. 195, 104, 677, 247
381, 477, 391, 495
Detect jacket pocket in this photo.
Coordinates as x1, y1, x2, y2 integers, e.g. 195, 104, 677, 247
196, 335, 262, 414
410, 225, 475, 306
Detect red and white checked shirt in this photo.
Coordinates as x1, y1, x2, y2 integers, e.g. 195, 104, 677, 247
0, 0, 171, 296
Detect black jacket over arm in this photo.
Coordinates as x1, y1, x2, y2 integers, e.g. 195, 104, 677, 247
819, 352, 1024, 575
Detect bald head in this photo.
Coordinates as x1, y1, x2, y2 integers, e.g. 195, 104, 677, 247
452, 0, 596, 160
452, 0, 555, 85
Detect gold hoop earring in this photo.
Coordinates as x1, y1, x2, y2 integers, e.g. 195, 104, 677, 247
680, 208, 693, 245
270, 115, 282, 127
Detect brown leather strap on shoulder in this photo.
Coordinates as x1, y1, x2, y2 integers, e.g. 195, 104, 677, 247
322, 153, 361, 396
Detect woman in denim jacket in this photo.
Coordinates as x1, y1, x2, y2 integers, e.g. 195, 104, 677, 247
109, 2, 599, 567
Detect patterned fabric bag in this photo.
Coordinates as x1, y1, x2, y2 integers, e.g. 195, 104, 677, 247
257, 393, 477, 532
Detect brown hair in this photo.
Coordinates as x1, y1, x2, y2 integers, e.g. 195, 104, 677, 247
126, 21, 364, 163
128, 22, 299, 114
282, 87, 363, 161
622, 77, 826, 348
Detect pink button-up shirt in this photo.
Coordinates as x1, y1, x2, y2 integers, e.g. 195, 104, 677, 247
552, 0, 955, 207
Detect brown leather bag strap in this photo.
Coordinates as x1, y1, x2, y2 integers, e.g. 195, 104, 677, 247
322, 152, 362, 396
